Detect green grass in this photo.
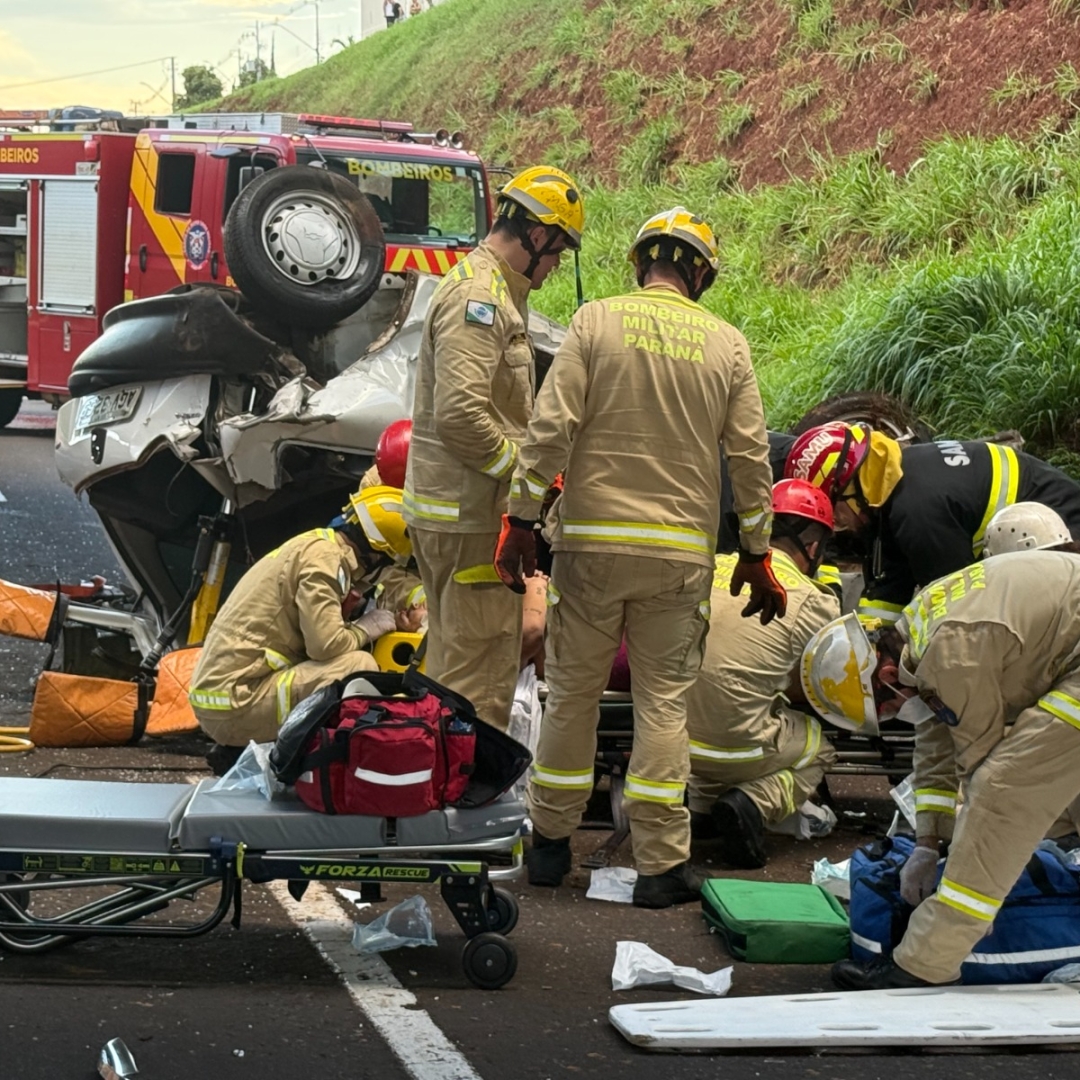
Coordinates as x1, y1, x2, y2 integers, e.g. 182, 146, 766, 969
215, 0, 1080, 469
781, 79, 823, 112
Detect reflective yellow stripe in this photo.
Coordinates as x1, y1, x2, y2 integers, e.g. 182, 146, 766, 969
453, 564, 502, 585
264, 648, 291, 672
511, 470, 547, 502
189, 688, 231, 710
903, 563, 987, 661
624, 773, 685, 805
406, 584, 426, 607
1039, 691, 1080, 731
402, 490, 460, 522
793, 716, 822, 770
546, 582, 561, 606
698, 599, 711, 621
915, 787, 958, 815
491, 268, 508, 306
480, 438, 516, 479
276, 669, 297, 726
777, 769, 796, 818
532, 764, 594, 790
972, 445, 1019, 557
858, 597, 905, 625
937, 877, 1001, 921
815, 563, 841, 586
738, 506, 769, 531
689, 740, 764, 762
563, 519, 713, 554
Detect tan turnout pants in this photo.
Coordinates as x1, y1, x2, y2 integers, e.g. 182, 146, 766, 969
688, 711, 835, 824
412, 528, 521, 731
894, 672, 1080, 984
194, 649, 378, 746
527, 552, 711, 876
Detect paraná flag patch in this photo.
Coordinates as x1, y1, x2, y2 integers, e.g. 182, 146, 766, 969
465, 300, 496, 327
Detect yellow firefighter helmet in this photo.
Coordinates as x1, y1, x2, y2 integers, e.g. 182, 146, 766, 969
628, 206, 720, 274
342, 485, 412, 565
497, 166, 585, 249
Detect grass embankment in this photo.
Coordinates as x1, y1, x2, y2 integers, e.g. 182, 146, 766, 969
539, 132, 1080, 470
222, 0, 1080, 464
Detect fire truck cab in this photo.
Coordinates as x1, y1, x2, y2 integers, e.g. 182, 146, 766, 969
0, 109, 494, 426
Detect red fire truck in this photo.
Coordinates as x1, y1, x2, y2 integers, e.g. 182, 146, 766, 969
0, 109, 494, 426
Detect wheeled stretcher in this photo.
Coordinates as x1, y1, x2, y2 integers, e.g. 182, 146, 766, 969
0, 777, 527, 989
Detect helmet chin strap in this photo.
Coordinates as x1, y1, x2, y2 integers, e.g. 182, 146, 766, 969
520, 224, 564, 281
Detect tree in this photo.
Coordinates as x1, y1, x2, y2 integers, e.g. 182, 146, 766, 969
175, 65, 223, 109
237, 59, 277, 89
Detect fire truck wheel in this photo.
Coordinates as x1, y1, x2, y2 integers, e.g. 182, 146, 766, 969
224, 165, 386, 330
0, 390, 22, 428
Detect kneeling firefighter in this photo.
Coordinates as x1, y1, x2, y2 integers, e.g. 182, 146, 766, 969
189, 486, 412, 758
804, 550, 1080, 990
686, 479, 840, 868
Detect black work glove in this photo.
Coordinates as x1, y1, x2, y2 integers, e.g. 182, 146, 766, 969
494, 514, 537, 595
730, 549, 788, 625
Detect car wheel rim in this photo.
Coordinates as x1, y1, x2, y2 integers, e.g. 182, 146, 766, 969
261, 191, 362, 286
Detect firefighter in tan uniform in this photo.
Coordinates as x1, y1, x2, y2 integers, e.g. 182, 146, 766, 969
805, 551, 1080, 989
403, 167, 585, 731
189, 486, 411, 757
496, 208, 786, 908
687, 480, 839, 868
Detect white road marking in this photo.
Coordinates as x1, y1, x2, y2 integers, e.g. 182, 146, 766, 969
266, 880, 483, 1080
0, 489, 6, 503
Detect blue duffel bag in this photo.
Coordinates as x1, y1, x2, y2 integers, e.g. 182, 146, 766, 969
849, 835, 1080, 983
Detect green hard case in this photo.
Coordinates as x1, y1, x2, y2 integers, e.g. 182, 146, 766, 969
701, 878, 850, 964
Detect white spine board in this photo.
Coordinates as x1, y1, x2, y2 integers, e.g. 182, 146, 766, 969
610, 983, 1080, 1050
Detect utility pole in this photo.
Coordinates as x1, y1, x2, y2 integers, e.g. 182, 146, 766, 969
314, 1, 321, 64
255, 21, 262, 81
169, 56, 176, 111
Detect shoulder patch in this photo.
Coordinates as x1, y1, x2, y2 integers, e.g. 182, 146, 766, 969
465, 299, 496, 327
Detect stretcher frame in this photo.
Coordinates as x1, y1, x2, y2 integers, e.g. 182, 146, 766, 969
0, 780, 526, 990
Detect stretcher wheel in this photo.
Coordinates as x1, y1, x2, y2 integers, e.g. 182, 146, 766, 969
462, 932, 517, 990
485, 887, 519, 935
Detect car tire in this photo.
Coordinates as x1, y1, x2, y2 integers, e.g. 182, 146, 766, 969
791, 391, 934, 444
224, 165, 386, 330
0, 389, 22, 428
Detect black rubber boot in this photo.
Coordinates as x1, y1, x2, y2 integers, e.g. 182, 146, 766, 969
206, 742, 244, 777
711, 788, 767, 869
632, 861, 702, 909
831, 956, 960, 991
526, 832, 572, 887
690, 810, 719, 840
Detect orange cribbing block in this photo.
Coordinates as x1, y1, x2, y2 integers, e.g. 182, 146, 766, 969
146, 647, 203, 736
28, 671, 138, 747
0, 579, 59, 642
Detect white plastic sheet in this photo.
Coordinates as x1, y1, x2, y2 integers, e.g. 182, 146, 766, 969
209, 740, 285, 800
587, 866, 637, 903
611, 941, 732, 996
811, 857, 851, 900
352, 895, 436, 954
890, 773, 917, 831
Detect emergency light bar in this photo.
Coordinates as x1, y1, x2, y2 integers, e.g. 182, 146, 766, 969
297, 114, 414, 135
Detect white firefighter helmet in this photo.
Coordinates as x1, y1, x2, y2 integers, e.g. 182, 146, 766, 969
983, 501, 1072, 557
800, 613, 880, 735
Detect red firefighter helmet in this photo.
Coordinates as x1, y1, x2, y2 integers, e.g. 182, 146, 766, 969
784, 423, 870, 499
772, 479, 834, 531
375, 419, 412, 489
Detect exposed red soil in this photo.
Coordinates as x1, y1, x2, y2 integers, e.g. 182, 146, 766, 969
505, 0, 1080, 187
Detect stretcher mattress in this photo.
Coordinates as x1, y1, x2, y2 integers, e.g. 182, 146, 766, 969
0, 778, 194, 853
0, 777, 526, 855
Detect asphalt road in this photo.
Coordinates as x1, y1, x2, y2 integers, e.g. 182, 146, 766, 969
2, 399, 1079, 1079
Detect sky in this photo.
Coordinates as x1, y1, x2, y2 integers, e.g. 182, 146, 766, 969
0, 0, 399, 114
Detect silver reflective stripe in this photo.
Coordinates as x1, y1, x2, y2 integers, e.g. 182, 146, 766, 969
689, 741, 764, 761
480, 439, 515, 479
562, 520, 711, 552
402, 491, 460, 521
531, 765, 593, 789
850, 931, 883, 954
353, 766, 433, 787
189, 688, 231, 710
965, 944, 1080, 965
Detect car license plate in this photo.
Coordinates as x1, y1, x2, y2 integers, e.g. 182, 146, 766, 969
74, 386, 142, 435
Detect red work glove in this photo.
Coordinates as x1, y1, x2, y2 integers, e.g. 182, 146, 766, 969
494, 514, 537, 595
730, 550, 787, 625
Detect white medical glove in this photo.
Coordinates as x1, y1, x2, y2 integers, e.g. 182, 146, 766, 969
353, 608, 398, 647
900, 843, 940, 907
